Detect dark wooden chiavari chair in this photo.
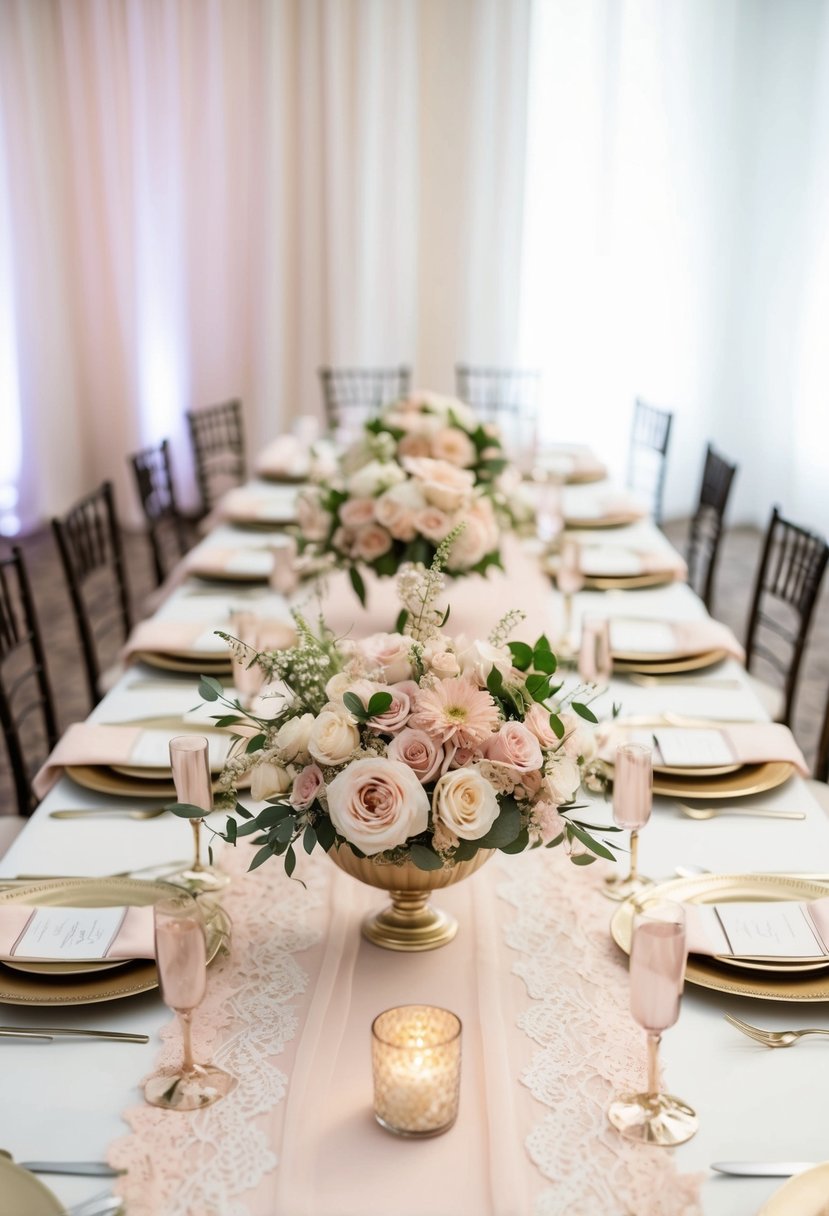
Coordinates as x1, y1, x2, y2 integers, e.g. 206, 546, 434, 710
686, 444, 738, 611
745, 505, 829, 726
0, 546, 59, 836
186, 399, 246, 514
627, 398, 674, 526
455, 364, 540, 457
129, 439, 197, 586
318, 366, 411, 434
51, 481, 133, 707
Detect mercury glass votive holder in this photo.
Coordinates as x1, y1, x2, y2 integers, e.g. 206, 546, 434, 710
371, 1005, 462, 1138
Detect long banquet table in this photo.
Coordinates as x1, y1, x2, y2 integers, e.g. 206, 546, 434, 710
1, 467, 827, 1216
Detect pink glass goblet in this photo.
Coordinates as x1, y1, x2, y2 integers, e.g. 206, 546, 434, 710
579, 617, 612, 686
144, 894, 236, 1111
608, 901, 698, 1146
604, 742, 653, 901
229, 610, 265, 709
168, 735, 229, 893
556, 537, 583, 656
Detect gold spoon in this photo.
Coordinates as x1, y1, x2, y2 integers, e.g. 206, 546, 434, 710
49, 807, 167, 821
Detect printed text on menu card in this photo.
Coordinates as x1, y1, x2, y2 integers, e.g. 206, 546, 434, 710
12, 906, 127, 960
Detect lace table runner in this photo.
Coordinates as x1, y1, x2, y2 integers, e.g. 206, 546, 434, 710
497, 851, 703, 1216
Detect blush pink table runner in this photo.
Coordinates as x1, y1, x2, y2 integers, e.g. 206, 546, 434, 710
109, 848, 702, 1216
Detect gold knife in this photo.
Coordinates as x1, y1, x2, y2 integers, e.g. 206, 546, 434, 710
0, 1026, 149, 1043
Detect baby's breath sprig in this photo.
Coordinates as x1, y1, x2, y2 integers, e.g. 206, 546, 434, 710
396, 524, 464, 646
489, 609, 526, 648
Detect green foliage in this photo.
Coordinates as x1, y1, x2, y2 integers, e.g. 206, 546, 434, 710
349, 566, 366, 606
198, 676, 223, 702
409, 843, 445, 871
167, 801, 210, 820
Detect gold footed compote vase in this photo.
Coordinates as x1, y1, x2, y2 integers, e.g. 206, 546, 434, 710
329, 847, 493, 952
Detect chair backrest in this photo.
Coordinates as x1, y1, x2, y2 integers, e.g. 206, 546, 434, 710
51, 481, 132, 706
745, 505, 829, 726
186, 399, 246, 513
686, 444, 738, 610
318, 366, 411, 436
129, 439, 191, 585
627, 398, 674, 525
815, 687, 829, 785
0, 547, 59, 815
455, 364, 540, 459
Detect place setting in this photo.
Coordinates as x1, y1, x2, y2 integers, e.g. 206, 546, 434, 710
123, 609, 297, 676
212, 482, 300, 529
543, 535, 688, 592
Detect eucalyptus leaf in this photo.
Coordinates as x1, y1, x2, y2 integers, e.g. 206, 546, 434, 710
198, 677, 222, 702
167, 802, 209, 820
474, 801, 521, 848
245, 732, 267, 754
567, 821, 616, 862
248, 843, 274, 872
571, 701, 599, 724
315, 818, 336, 852
303, 824, 317, 854
500, 827, 530, 855
254, 804, 294, 829
349, 566, 367, 607
225, 817, 237, 844
570, 853, 597, 866
548, 712, 565, 739
508, 641, 533, 671
395, 608, 409, 633
285, 845, 297, 878
409, 843, 445, 871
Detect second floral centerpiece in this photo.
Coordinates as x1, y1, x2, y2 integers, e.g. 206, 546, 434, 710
174, 535, 614, 950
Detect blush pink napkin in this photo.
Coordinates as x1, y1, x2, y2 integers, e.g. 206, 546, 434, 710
185, 547, 272, 579
0, 904, 156, 960
219, 489, 296, 525
255, 436, 310, 479
33, 723, 143, 799
609, 617, 744, 660
566, 492, 648, 524
123, 618, 296, 661
599, 721, 809, 775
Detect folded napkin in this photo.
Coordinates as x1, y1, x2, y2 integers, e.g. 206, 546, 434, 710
598, 721, 808, 775
123, 617, 296, 661
186, 547, 275, 580
565, 492, 648, 524
607, 617, 745, 661
537, 444, 607, 482
218, 487, 298, 525
685, 896, 829, 962
0, 903, 156, 962
577, 545, 688, 580
255, 436, 311, 480
33, 724, 233, 799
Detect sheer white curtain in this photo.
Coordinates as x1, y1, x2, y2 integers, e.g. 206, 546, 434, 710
519, 0, 829, 530
0, 0, 528, 529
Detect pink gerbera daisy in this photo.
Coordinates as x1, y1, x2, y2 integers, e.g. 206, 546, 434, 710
412, 677, 500, 747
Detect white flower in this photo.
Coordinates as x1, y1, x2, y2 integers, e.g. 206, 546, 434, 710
308, 708, 361, 766
347, 459, 406, 499
455, 637, 513, 686
327, 757, 429, 854
432, 767, 499, 840
447, 513, 492, 569
557, 711, 598, 763
251, 760, 293, 802
275, 713, 315, 763
544, 756, 582, 805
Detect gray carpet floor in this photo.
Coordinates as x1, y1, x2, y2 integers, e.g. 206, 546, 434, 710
0, 518, 826, 816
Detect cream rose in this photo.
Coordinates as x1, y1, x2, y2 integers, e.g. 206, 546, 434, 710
524, 702, 563, 749
485, 721, 543, 775
447, 514, 491, 569
296, 489, 330, 541
455, 637, 513, 686
432, 767, 499, 840
387, 727, 445, 783
430, 426, 476, 467
544, 756, 582, 805
414, 505, 454, 543
308, 709, 360, 766
331, 526, 356, 557
327, 757, 429, 854
339, 497, 376, 528
422, 641, 460, 679
275, 712, 315, 763
398, 432, 432, 460
403, 456, 475, 513
358, 633, 414, 683
290, 763, 325, 810
250, 760, 293, 802
374, 481, 427, 543
353, 523, 393, 562
347, 459, 405, 498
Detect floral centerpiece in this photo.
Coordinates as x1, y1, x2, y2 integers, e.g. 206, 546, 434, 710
174, 534, 616, 949
294, 391, 533, 604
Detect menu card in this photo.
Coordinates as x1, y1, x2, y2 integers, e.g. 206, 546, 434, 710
653, 728, 737, 768
690, 901, 829, 961
12, 906, 127, 961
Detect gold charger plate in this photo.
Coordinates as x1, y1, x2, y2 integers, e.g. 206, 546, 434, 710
133, 650, 232, 676
652, 760, 795, 800
188, 563, 270, 584
0, 1157, 62, 1216
567, 467, 606, 485
613, 648, 729, 674
565, 511, 643, 529
0, 878, 225, 1005
257, 471, 307, 485
610, 873, 829, 1001
759, 1162, 829, 1215
66, 764, 244, 798
582, 571, 678, 590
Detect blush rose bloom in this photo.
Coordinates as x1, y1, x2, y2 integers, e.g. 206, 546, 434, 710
387, 727, 445, 783
398, 432, 432, 460
327, 757, 429, 855
374, 481, 427, 543
358, 633, 414, 683
353, 523, 393, 562
403, 456, 475, 513
275, 713, 315, 763
544, 756, 582, 805
485, 721, 543, 775
414, 505, 454, 543
430, 426, 476, 468
524, 702, 563, 749
339, 497, 376, 528
368, 687, 412, 735
448, 513, 491, 569
290, 763, 324, 810
250, 761, 293, 802
432, 767, 500, 840
296, 489, 330, 541
308, 709, 360, 766
422, 641, 460, 679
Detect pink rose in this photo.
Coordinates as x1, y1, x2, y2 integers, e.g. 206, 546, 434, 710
368, 687, 412, 735
447, 513, 492, 570
430, 426, 476, 467
393, 679, 421, 702
358, 633, 414, 683
402, 456, 475, 513
485, 721, 543, 775
331, 526, 356, 557
339, 497, 376, 528
422, 641, 460, 679
291, 764, 324, 810
524, 702, 562, 749
327, 757, 429, 855
414, 505, 454, 543
374, 481, 426, 543
296, 488, 330, 541
353, 523, 393, 562
387, 727, 445, 783
398, 432, 432, 459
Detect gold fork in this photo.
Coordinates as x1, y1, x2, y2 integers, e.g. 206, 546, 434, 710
725, 1013, 829, 1048
676, 802, 805, 821
49, 807, 167, 820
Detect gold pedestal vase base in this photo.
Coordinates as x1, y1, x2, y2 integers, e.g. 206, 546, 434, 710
329, 846, 494, 952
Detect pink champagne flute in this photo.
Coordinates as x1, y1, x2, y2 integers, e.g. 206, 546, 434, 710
579, 617, 612, 686
608, 901, 698, 1146
168, 735, 229, 893
604, 742, 653, 901
556, 537, 583, 654
535, 472, 564, 547
229, 610, 265, 709
269, 537, 299, 597
144, 895, 236, 1111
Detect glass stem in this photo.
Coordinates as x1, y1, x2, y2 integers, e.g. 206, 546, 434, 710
191, 819, 204, 873
179, 1010, 195, 1076
646, 1031, 661, 1097
563, 592, 572, 643
629, 829, 639, 882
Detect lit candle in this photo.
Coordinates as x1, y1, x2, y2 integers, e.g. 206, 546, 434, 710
371, 1005, 462, 1137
